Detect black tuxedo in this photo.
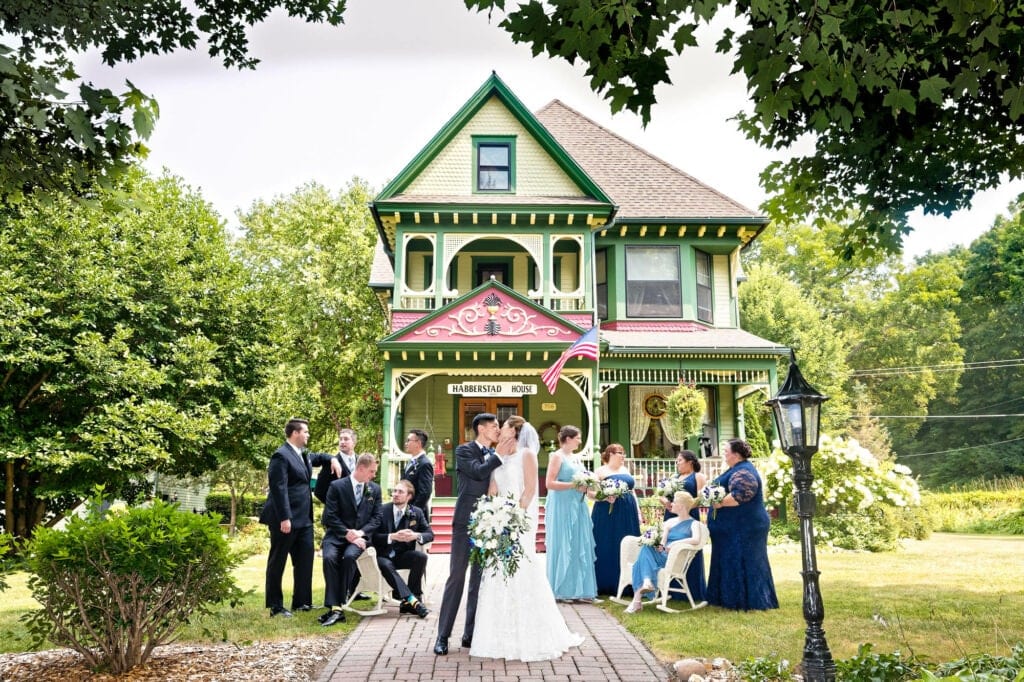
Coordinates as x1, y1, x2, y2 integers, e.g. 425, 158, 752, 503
372, 502, 434, 600
321, 476, 382, 607
314, 452, 355, 503
259, 443, 335, 610
436, 440, 503, 640
401, 454, 434, 521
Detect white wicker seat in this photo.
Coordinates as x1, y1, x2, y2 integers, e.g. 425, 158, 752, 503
652, 520, 709, 612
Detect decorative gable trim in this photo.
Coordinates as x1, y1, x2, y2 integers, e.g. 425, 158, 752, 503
379, 279, 593, 348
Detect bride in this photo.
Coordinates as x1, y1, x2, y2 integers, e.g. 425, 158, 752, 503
471, 416, 585, 661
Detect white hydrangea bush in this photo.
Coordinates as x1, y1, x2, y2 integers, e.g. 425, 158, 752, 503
758, 434, 922, 517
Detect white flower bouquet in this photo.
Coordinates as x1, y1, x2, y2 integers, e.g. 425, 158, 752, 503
638, 522, 663, 547
571, 469, 599, 492
698, 484, 727, 520
468, 493, 531, 579
595, 477, 631, 513
656, 476, 687, 499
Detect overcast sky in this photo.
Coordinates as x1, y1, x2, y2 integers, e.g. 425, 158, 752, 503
77, 0, 1023, 262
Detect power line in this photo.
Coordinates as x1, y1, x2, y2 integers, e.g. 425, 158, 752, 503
853, 413, 1024, 419
851, 358, 1024, 378
897, 436, 1024, 459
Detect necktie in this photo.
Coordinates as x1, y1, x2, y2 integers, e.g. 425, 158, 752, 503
354, 482, 363, 505
395, 508, 403, 527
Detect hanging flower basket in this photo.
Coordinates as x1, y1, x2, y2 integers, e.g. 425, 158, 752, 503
664, 383, 706, 437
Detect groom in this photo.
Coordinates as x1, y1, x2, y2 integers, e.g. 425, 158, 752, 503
434, 412, 503, 655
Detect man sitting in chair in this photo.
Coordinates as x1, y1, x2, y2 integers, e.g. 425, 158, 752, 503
320, 453, 382, 627
373, 479, 432, 618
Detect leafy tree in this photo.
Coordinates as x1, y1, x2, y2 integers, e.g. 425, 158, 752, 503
0, 169, 270, 539
467, 0, 1024, 252
237, 180, 388, 452
748, 220, 964, 451
0, 1, 345, 203
912, 200, 1024, 485
738, 262, 852, 433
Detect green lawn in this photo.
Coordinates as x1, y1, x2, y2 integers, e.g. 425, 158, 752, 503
1, 533, 1021, 669
607, 533, 1024, 667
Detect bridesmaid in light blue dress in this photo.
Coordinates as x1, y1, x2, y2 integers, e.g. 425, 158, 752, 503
544, 425, 597, 601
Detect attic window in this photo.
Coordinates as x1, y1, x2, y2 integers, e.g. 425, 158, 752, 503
474, 137, 515, 192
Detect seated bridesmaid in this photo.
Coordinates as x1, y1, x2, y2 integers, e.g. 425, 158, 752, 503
624, 492, 703, 614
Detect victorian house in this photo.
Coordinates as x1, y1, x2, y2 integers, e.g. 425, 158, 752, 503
368, 74, 788, 513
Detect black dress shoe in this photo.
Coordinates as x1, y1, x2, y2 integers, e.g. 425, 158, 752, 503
433, 637, 449, 655
321, 610, 346, 627
413, 602, 430, 618
294, 604, 312, 612
269, 606, 293, 618
317, 609, 334, 624
461, 635, 472, 648
353, 592, 371, 601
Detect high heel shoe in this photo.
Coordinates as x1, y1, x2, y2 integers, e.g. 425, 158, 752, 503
624, 600, 643, 614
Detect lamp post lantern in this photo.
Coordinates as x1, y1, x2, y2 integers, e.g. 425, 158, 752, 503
766, 350, 835, 682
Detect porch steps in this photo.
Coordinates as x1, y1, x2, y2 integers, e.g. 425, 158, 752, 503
427, 499, 546, 554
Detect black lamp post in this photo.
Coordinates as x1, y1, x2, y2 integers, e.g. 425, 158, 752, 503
765, 350, 836, 682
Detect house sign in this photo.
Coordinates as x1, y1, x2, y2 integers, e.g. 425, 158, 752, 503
447, 382, 538, 396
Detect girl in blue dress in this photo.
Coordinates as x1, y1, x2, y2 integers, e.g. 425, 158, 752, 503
591, 443, 641, 594
624, 491, 703, 613
544, 425, 597, 602
706, 438, 778, 610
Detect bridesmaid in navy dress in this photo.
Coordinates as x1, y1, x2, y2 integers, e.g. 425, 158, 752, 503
660, 450, 707, 602
706, 439, 778, 610
591, 443, 641, 594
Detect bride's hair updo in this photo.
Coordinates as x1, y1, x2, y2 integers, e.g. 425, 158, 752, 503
504, 415, 525, 438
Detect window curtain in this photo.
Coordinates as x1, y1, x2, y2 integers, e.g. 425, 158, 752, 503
630, 385, 694, 447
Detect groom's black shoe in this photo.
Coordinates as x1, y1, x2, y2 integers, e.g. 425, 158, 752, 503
433, 637, 449, 655
461, 635, 472, 648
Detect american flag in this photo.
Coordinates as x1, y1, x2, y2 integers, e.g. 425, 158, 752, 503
541, 327, 600, 394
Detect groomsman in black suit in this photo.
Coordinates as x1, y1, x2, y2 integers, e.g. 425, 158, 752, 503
373, 479, 432, 618
434, 413, 504, 655
314, 428, 357, 503
401, 428, 434, 521
259, 418, 342, 618
320, 453, 382, 627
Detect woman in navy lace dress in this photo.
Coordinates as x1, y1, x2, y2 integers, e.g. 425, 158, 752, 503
705, 439, 778, 610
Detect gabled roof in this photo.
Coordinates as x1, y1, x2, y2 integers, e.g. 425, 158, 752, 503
535, 100, 766, 223
375, 73, 612, 205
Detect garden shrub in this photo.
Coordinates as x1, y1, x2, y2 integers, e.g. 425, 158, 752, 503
759, 435, 929, 550
0, 533, 13, 592
228, 518, 270, 557
204, 491, 264, 519
23, 497, 245, 674
835, 643, 920, 680
964, 509, 1024, 535
921, 487, 1024, 533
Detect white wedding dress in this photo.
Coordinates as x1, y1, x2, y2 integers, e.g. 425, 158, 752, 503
471, 447, 585, 661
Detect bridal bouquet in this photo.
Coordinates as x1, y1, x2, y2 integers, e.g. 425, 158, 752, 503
595, 478, 631, 512
698, 484, 727, 519
638, 522, 663, 547
468, 493, 531, 579
571, 469, 599, 492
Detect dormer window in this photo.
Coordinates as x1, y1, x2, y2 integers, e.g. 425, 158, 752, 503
474, 136, 515, 192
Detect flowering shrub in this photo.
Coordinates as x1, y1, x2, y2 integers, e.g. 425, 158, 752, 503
759, 434, 929, 550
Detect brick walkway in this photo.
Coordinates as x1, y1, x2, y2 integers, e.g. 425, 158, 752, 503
314, 554, 671, 681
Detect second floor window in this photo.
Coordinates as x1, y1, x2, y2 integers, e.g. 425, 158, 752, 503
626, 245, 681, 318
696, 249, 713, 323
475, 138, 515, 192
